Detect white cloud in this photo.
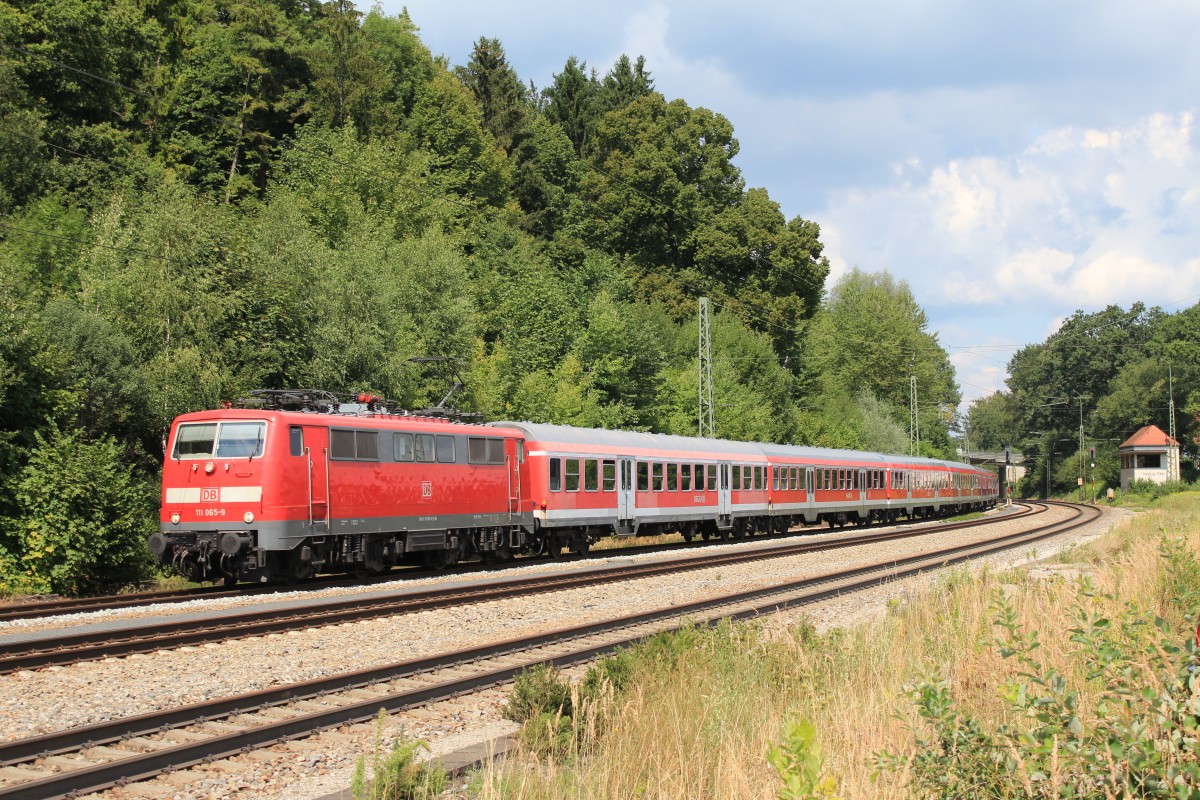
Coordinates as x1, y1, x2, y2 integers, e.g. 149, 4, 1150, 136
820, 110, 1200, 321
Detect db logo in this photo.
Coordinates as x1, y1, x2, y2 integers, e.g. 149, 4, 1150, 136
201, 488, 219, 503
421, 482, 433, 498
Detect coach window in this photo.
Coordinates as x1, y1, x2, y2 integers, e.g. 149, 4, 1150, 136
681, 464, 692, 492
754, 466, 763, 491
549, 458, 562, 492
667, 463, 678, 491
772, 467, 779, 491
565, 459, 581, 491
584, 459, 599, 491
414, 434, 435, 463
695, 464, 706, 491
652, 462, 664, 491
602, 460, 616, 491
789, 468, 798, 491
707, 464, 717, 489
637, 462, 649, 491
731, 465, 741, 490
290, 426, 304, 457
394, 433, 414, 462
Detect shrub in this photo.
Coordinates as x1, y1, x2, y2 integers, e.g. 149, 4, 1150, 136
768, 719, 841, 800
8, 425, 154, 595
875, 560, 1200, 798
1124, 479, 1192, 501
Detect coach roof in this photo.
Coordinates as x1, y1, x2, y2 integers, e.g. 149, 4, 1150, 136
488, 422, 764, 457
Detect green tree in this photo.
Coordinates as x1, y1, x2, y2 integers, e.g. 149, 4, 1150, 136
307, 0, 390, 136
542, 56, 597, 156
456, 37, 529, 154
802, 269, 959, 455
596, 54, 653, 115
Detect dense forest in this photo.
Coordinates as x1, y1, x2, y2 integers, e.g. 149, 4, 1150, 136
0, 0, 1188, 594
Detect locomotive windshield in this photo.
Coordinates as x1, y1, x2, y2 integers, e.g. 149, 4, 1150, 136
172, 421, 266, 459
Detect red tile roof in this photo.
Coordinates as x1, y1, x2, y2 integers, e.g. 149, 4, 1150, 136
1119, 424, 1178, 449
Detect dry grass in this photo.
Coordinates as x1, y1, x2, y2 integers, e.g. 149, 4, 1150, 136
476, 492, 1200, 799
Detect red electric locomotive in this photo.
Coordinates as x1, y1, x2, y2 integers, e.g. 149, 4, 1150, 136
150, 391, 534, 584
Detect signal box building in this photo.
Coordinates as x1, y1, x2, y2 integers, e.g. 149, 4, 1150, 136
1118, 425, 1180, 490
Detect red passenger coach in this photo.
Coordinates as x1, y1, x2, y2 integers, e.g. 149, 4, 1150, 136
489, 423, 765, 547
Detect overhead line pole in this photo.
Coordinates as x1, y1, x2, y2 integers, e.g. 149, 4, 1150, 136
698, 297, 715, 439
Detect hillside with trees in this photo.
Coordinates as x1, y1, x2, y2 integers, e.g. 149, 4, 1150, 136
0, 0, 962, 593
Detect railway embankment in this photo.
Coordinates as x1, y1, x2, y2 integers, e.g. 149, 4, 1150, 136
474, 494, 1197, 798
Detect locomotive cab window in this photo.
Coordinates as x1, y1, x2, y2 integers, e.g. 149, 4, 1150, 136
289, 426, 304, 457
468, 437, 506, 465
173, 421, 267, 460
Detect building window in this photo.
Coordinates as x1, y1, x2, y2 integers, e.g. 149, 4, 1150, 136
1137, 453, 1162, 469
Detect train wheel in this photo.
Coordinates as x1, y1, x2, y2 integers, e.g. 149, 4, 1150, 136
222, 574, 238, 588
682, 528, 693, 543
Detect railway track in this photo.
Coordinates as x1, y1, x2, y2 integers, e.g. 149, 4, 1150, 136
0, 506, 1019, 623
0, 502, 1100, 800
0, 505, 1040, 674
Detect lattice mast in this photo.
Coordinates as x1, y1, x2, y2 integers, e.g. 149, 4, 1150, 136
1169, 364, 1178, 480
698, 297, 716, 438
909, 359, 919, 456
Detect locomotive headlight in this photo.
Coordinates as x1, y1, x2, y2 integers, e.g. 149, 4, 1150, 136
170, 513, 181, 525
243, 511, 255, 524
205, 462, 215, 474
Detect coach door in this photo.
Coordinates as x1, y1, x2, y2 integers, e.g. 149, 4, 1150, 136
304, 425, 330, 531
805, 467, 815, 511
718, 463, 732, 518
858, 468, 867, 504
505, 438, 522, 523
618, 459, 636, 520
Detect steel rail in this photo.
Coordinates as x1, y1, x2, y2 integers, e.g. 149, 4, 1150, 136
0, 503, 1099, 800
0, 503, 1016, 622
0, 506, 1040, 673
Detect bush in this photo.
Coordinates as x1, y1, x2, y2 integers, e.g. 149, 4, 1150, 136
1123, 479, 1192, 501
875, 546, 1200, 798
7, 425, 154, 595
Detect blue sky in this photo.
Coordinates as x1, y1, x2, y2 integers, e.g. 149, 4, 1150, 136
381, 0, 1200, 406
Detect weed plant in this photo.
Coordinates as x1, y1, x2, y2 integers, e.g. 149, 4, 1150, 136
350, 711, 446, 800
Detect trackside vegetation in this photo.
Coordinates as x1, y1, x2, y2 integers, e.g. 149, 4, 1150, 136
480, 491, 1200, 798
